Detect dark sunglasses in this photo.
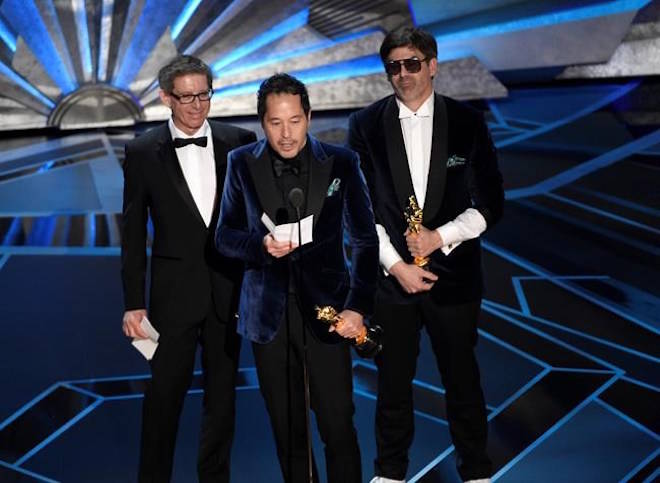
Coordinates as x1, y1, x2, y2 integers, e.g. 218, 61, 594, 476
384, 57, 428, 76
170, 89, 213, 104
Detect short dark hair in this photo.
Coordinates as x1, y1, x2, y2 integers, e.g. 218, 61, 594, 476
158, 55, 213, 93
379, 27, 437, 62
257, 73, 310, 122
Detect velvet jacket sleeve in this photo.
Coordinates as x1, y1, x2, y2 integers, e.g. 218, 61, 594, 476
215, 149, 269, 266
342, 152, 379, 317
347, 112, 379, 224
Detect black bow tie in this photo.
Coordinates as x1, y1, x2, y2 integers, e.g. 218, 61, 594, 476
273, 158, 300, 177
173, 136, 207, 148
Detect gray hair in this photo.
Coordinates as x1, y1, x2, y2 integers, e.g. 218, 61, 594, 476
157, 55, 213, 93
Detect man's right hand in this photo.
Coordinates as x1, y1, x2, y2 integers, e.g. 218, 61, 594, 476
263, 234, 298, 258
389, 261, 438, 294
123, 309, 149, 339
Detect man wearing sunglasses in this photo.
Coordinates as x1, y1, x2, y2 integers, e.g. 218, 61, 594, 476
348, 28, 504, 483
121, 55, 256, 482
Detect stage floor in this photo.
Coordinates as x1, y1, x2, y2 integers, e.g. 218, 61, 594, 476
0, 82, 658, 482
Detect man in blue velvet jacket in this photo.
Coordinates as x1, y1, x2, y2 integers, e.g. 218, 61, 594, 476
215, 73, 379, 483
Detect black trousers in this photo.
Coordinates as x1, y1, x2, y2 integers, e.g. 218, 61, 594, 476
252, 297, 362, 483
373, 297, 491, 482
138, 306, 241, 483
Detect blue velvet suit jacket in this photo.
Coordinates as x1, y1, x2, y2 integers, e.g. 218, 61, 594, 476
215, 136, 379, 344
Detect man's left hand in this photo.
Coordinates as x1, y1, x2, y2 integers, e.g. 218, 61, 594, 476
329, 309, 364, 340
405, 225, 443, 258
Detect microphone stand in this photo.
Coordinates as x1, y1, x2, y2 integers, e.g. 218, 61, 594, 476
289, 188, 313, 483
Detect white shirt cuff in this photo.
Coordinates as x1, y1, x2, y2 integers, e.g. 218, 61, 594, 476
376, 224, 403, 274
437, 224, 461, 255
436, 208, 487, 256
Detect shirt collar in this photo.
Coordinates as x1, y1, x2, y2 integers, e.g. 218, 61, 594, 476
397, 93, 434, 120
168, 118, 210, 140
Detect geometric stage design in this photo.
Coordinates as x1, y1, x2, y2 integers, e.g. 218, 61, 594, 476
0, 0, 656, 129
0, 82, 659, 480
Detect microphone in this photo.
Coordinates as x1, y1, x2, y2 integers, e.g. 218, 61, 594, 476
288, 187, 305, 216
286, 185, 313, 482
288, 187, 305, 251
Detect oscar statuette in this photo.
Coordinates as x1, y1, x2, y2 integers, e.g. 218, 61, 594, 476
404, 195, 430, 268
315, 306, 383, 358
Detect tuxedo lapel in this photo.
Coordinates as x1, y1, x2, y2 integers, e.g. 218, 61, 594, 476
423, 94, 448, 223
306, 137, 333, 229
383, 96, 415, 212
246, 138, 332, 228
157, 125, 207, 228
246, 142, 281, 222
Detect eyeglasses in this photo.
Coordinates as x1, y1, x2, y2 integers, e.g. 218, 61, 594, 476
170, 89, 213, 104
384, 57, 428, 76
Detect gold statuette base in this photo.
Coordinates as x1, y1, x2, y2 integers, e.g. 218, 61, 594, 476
315, 305, 367, 344
315, 305, 383, 358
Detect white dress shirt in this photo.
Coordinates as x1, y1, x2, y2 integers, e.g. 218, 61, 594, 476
377, 94, 487, 272
168, 119, 216, 227
399, 94, 434, 208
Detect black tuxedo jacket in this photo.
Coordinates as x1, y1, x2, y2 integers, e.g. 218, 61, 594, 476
215, 136, 379, 344
348, 94, 504, 305
121, 120, 256, 330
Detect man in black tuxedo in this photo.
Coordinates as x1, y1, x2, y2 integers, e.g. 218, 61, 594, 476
121, 55, 256, 482
348, 28, 504, 483
215, 73, 379, 482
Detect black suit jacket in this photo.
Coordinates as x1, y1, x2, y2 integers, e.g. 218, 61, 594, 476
121, 120, 256, 330
215, 136, 379, 344
348, 94, 504, 305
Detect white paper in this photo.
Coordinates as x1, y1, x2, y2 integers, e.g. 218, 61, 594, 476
131, 338, 158, 360
131, 316, 160, 360
261, 212, 313, 245
140, 316, 159, 342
